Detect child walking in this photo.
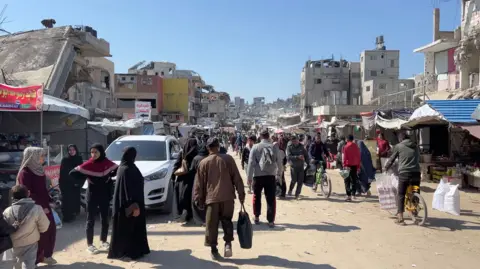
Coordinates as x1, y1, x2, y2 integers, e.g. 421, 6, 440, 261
3, 185, 50, 269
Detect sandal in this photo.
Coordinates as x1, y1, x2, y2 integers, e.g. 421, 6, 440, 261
395, 219, 406, 226
345, 196, 352, 202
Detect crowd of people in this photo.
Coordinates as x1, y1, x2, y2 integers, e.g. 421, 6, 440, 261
0, 126, 422, 267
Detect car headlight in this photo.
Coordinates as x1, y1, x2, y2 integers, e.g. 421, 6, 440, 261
145, 168, 168, 181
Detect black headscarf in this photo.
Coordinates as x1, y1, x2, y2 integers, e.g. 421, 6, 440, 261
182, 138, 198, 162
121, 147, 137, 165
59, 144, 83, 186
112, 146, 144, 216
91, 143, 106, 162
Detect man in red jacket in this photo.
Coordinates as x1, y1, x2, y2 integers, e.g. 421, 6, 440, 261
342, 135, 361, 201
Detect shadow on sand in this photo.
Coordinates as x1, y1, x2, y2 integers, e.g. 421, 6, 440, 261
223, 255, 336, 269
48, 262, 124, 268
427, 217, 480, 231
143, 249, 239, 268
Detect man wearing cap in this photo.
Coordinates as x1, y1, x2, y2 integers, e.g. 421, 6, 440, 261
247, 130, 281, 228
286, 135, 310, 199
193, 137, 245, 260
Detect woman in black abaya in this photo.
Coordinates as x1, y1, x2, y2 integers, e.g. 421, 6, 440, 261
59, 144, 84, 222
173, 138, 198, 223
190, 143, 209, 225
108, 147, 150, 260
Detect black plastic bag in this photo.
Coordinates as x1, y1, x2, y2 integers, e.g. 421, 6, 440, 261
236, 203, 253, 249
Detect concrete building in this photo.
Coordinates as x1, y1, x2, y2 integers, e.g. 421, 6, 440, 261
413, 8, 459, 100
127, 61, 205, 123
162, 78, 189, 123
113, 73, 163, 120
200, 86, 230, 120
300, 59, 361, 117
360, 36, 403, 104
0, 25, 114, 116
234, 96, 245, 112
252, 97, 265, 115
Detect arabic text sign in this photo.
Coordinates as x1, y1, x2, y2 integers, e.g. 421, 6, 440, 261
135, 101, 151, 120
0, 83, 43, 111
45, 165, 60, 188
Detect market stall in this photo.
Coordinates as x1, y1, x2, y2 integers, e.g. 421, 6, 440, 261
402, 100, 480, 187
0, 84, 91, 199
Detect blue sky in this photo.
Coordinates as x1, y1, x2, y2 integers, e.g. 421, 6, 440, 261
2, 0, 460, 102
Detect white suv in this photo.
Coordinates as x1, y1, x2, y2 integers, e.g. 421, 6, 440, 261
80, 135, 181, 213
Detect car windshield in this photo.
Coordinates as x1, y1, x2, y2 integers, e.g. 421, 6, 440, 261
106, 140, 167, 161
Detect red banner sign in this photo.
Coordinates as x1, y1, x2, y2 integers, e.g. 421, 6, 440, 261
0, 83, 43, 111
45, 165, 60, 188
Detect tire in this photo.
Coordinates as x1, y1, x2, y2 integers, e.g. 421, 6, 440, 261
411, 193, 428, 226
320, 174, 332, 198
161, 179, 174, 215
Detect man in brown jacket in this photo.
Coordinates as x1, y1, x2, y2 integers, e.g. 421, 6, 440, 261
193, 137, 245, 260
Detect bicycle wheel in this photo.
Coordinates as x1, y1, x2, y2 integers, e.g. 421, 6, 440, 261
320, 174, 332, 198
410, 193, 428, 226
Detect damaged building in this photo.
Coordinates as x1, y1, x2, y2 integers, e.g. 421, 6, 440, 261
0, 25, 115, 117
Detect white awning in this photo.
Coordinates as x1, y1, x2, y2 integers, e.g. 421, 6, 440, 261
402, 104, 447, 128
375, 114, 406, 130
43, 95, 90, 119
413, 39, 458, 53
87, 118, 144, 135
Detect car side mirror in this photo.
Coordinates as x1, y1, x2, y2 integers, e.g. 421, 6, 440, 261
171, 152, 180, 159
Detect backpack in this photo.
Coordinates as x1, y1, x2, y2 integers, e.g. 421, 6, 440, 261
259, 145, 276, 172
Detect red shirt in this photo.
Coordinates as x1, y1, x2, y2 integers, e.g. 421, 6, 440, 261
376, 138, 390, 157
343, 141, 361, 169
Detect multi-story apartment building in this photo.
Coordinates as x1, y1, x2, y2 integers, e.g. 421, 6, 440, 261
300, 58, 361, 117
234, 96, 245, 113
127, 61, 205, 123
113, 73, 163, 120
360, 36, 415, 105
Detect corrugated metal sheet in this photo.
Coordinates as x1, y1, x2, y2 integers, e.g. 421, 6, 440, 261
426, 100, 480, 123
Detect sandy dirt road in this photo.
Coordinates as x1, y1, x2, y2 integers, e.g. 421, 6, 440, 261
31, 153, 480, 269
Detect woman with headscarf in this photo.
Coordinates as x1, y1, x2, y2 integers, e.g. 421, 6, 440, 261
356, 140, 376, 197
16, 147, 57, 266
189, 143, 209, 225
70, 144, 118, 255
108, 147, 150, 260
59, 144, 84, 222
173, 138, 198, 223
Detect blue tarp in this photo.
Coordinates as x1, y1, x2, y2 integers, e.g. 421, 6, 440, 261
426, 100, 480, 124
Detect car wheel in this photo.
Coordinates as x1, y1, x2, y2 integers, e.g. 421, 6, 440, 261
161, 179, 174, 215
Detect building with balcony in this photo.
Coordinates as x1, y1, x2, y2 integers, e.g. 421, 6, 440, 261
113, 73, 163, 120
413, 8, 459, 100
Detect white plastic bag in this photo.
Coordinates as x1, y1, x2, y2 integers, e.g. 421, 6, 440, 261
444, 184, 460, 216
432, 179, 461, 216
52, 209, 62, 229
376, 173, 398, 211
432, 180, 448, 211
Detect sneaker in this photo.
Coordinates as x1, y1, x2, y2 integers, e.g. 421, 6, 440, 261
268, 222, 275, 228
42, 257, 57, 265
224, 243, 233, 258
254, 217, 260, 224
87, 245, 99, 255
100, 241, 110, 250
345, 196, 352, 202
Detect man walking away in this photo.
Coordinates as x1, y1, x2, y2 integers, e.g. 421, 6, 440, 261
286, 135, 310, 199
3, 185, 50, 269
385, 131, 420, 226
193, 138, 245, 260
342, 135, 361, 201
247, 130, 281, 228
241, 135, 257, 194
